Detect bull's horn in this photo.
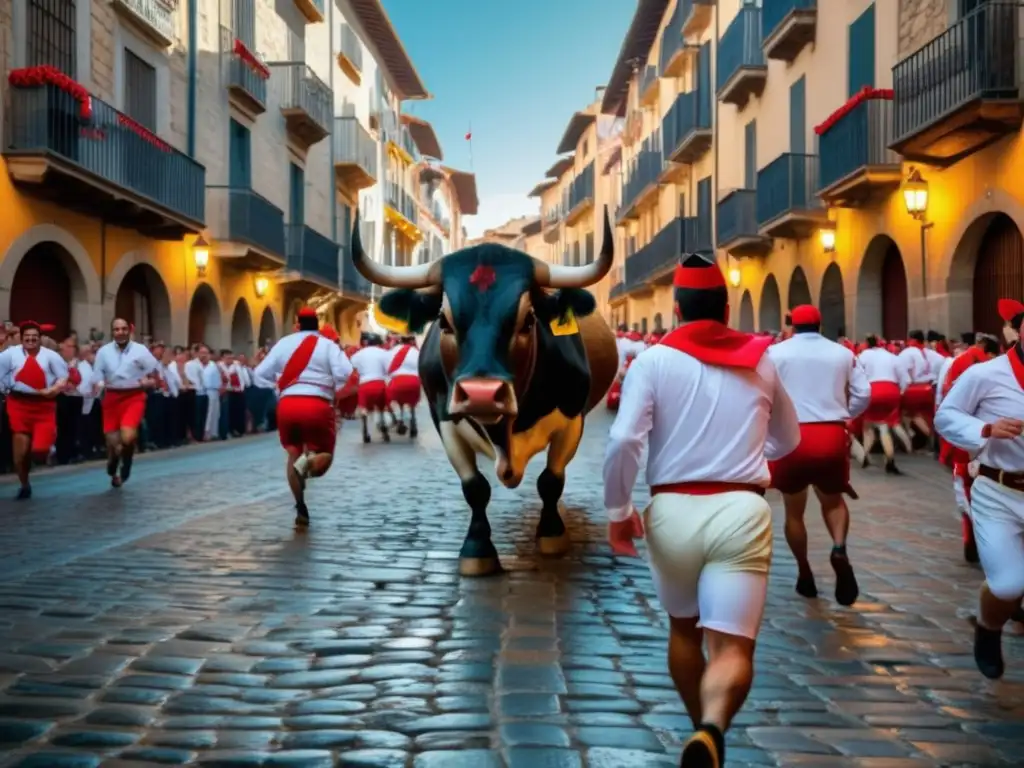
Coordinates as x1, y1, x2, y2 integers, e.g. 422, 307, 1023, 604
536, 207, 614, 289
350, 213, 440, 289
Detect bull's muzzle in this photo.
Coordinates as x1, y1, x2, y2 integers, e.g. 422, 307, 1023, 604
449, 378, 518, 423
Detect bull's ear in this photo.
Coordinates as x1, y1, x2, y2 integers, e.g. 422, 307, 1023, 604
539, 288, 596, 322
378, 289, 442, 334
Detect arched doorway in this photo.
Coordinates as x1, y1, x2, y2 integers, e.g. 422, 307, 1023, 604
653, 312, 663, 331
258, 306, 276, 348
230, 299, 253, 355
114, 264, 172, 343
9, 242, 78, 339
739, 290, 755, 331
856, 235, 908, 339
188, 283, 221, 346
972, 213, 1024, 336
787, 266, 812, 309
819, 262, 846, 339
759, 274, 782, 331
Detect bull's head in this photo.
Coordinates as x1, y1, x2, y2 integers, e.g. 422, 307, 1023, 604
352, 209, 614, 424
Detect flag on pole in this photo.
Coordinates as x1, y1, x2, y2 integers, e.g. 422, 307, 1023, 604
465, 122, 474, 170
464, 130, 472, 140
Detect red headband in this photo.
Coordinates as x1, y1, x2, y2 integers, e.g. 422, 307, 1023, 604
997, 298, 1024, 322
790, 305, 821, 326
298, 307, 318, 319
17, 320, 41, 332
673, 254, 725, 290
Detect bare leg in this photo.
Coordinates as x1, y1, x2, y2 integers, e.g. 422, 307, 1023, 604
285, 449, 308, 527
378, 410, 390, 442
862, 424, 877, 459
668, 616, 705, 728
892, 423, 913, 454
105, 431, 123, 487
849, 435, 867, 467
815, 488, 858, 606
361, 412, 371, 443
912, 415, 932, 440
782, 489, 816, 597
12, 434, 31, 498
118, 427, 138, 483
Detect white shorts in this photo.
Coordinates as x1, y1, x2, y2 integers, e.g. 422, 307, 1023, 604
971, 477, 1024, 602
953, 474, 970, 519
643, 490, 773, 639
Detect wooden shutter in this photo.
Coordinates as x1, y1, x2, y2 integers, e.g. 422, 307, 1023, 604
973, 213, 1024, 335
789, 76, 806, 154
744, 120, 757, 189
229, 119, 251, 188
848, 4, 876, 97
697, 176, 712, 248
289, 164, 305, 226
124, 50, 157, 131
698, 43, 711, 125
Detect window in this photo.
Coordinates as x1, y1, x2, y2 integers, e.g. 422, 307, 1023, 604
572, 241, 581, 266
229, 119, 251, 188
744, 120, 757, 189
697, 177, 711, 245
848, 4, 876, 97
27, 0, 77, 77
123, 50, 157, 131
234, 0, 255, 48
789, 77, 806, 154
678, 192, 687, 217
338, 203, 352, 247
582, 139, 589, 157
585, 232, 594, 264
289, 164, 304, 226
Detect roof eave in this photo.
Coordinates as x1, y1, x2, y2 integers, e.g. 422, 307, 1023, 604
600, 0, 669, 117
402, 115, 444, 160
348, 0, 431, 101
556, 112, 597, 155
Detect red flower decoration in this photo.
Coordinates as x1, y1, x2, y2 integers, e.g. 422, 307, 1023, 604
233, 39, 270, 80
814, 86, 894, 136
116, 113, 171, 152
469, 265, 496, 292
8, 65, 92, 120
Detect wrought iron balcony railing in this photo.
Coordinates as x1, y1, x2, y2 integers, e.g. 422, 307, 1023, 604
756, 152, 822, 225
287, 223, 339, 287
717, 189, 759, 245
717, 6, 766, 91
385, 180, 418, 223
818, 97, 898, 190
333, 117, 377, 178
223, 186, 286, 256
339, 22, 363, 71
340, 244, 372, 298
662, 89, 711, 158
660, 1, 686, 73
620, 134, 663, 214
567, 162, 595, 211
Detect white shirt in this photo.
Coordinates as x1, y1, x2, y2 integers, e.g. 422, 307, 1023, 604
200, 361, 223, 395
935, 354, 1024, 472
898, 345, 934, 384
91, 341, 159, 390
254, 331, 354, 401
924, 347, 947, 381
252, 364, 277, 389
768, 333, 871, 423
77, 359, 96, 414
603, 344, 802, 522
184, 358, 203, 390
858, 347, 910, 391
0, 346, 69, 394
935, 354, 957, 407
160, 362, 181, 397
350, 345, 391, 384
388, 344, 420, 378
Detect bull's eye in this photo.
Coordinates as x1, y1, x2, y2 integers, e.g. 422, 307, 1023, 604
437, 313, 454, 334
519, 312, 535, 335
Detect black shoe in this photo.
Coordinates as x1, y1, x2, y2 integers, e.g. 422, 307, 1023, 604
295, 502, 309, 529
381, 429, 390, 443
363, 433, 371, 444
680, 729, 722, 768
409, 426, 418, 439
974, 624, 1004, 679
106, 454, 119, 477
884, 460, 902, 476
15, 485, 31, 501
830, 552, 859, 607
795, 573, 818, 599
396, 423, 408, 436
860, 456, 870, 469
120, 455, 133, 483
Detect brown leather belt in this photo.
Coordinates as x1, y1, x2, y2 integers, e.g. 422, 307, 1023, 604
978, 465, 1024, 492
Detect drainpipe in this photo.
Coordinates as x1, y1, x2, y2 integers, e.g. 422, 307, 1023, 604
328, 0, 337, 243
711, 1, 719, 256
187, 0, 198, 157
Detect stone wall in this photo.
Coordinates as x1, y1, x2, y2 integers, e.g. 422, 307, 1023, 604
898, 0, 950, 58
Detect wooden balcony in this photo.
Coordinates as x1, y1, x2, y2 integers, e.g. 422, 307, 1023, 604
563, 163, 595, 227
762, 0, 817, 62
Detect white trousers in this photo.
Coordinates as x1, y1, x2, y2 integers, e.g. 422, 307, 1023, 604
643, 490, 772, 639
204, 394, 220, 440
971, 476, 1024, 602
953, 474, 970, 520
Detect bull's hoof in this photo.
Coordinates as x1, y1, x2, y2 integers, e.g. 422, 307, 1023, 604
537, 532, 570, 556
459, 556, 503, 577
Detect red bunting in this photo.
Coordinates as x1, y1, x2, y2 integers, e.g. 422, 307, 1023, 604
233, 39, 270, 80
8, 65, 92, 120
814, 86, 894, 137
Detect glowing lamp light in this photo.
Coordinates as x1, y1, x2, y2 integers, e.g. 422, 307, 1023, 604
728, 267, 741, 288
902, 168, 929, 219
254, 276, 269, 298
819, 228, 836, 252
192, 235, 210, 276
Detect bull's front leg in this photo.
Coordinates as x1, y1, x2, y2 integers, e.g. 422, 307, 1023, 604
536, 415, 583, 556
439, 421, 501, 577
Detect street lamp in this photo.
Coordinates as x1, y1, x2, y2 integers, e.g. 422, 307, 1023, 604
819, 228, 836, 253
902, 167, 933, 329
254, 276, 269, 298
192, 235, 210, 277
728, 267, 741, 288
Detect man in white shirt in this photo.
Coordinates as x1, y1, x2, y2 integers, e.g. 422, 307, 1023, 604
254, 307, 354, 527
0, 320, 69, 499
55, 335, 86, 464
351, 333, 392, 443
935, 297, 1024, 680
898, 330, 936, 444
857, 336, 912, 474
603, 254, 801, 768
200, 347, 225, 440
91, 318, 160, 487
143, 341, 172, 450
386, 334, 421, 438
767, 305, 871, 606
183, 344, 204, 441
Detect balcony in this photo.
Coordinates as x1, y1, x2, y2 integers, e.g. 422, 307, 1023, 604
762, 0, 816, 62
717, 189, 771, 256
663, 89, 712, 165
564, 162, 595, 226
385, 181, 421, 241
817, 95, 902, 207
618, 137, 663, 222
382, 111, 417, 164
543, 203, 563, 242
283, 224, 339, 291
717, 7, 767, 108
4, 83, 205, 240
268, 63, 331, 150
337, 22, 363, 84
226, 37, 268, 117
625, 217, 687, 289
660, 2, 690, 77
756, 153, 828, 238
206, 186, 286, 270
293, 0, 324, 24
639, 65, 660, 107
890, 1, 1024, 167
681, 0, 715, 39
340, 245, 372, 300
333, 117, 377, 198
609, 266, 627, 304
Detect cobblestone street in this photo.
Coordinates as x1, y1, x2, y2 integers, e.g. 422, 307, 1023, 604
0, 408, 1022, 767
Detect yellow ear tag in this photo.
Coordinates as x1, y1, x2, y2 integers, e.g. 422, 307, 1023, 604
550, 309, 579, 336
376, 313, 409, 334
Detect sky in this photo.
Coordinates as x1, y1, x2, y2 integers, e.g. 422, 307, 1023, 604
383, 0, 635, 238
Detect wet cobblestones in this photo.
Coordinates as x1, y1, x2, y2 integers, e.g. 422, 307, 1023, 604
0, 409, 1021, 766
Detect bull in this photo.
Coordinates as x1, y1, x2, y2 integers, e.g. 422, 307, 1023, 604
351, 210, 619, 576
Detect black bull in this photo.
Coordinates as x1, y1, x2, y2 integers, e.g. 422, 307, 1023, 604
353, 212, 619, 576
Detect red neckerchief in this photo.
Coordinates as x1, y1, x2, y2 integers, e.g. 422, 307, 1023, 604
942, 346, 986, 397
936, 341, 952, 357
660, 321, 772, 370
14, 350, 46, 390
1008, 344, 1024, 390
627, 331, 643, 342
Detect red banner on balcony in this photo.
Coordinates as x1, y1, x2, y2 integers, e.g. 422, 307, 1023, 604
8, 66, 93, 121
233, 39, 270, 80
814, 86, 893, 136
